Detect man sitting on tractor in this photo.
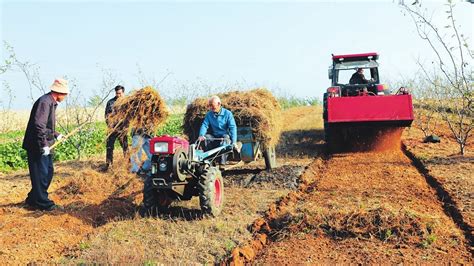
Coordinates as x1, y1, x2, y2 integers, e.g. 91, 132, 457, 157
349, 68, 370, 84
198, 95, 237, 164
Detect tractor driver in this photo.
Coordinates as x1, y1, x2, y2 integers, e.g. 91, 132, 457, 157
349, 68, 371, 84
197, 95, 237, 164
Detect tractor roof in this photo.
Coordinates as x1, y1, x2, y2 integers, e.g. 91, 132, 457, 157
332, 52, 379, 62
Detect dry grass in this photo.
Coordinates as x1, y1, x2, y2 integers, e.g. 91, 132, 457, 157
0, 108, 105, 134
281, 203, 444, 245
0, 110, 30, 133
63, 187, 288, 264
107, 86, 168, 137
279, 106, 322, 132
183, 88, 282, 148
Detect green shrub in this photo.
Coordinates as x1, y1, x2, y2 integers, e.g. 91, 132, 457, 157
156, 114, 184, 136
278, 96, 320, 109
0, 115, 184, 172
0, 142, 28, 171
0, 130, 24, 144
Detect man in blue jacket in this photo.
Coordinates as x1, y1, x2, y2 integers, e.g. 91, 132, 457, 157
198, 95, 237, 164
22, 78, 68, 211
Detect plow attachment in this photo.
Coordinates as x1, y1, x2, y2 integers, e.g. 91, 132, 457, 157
324, 94, 414, 152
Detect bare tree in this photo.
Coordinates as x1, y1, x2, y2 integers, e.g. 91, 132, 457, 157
1, 41, 15, 75
394, 74, 439, 138
56, 68, 121, 159
400, 0, 473, 155
3, 43, 121, 159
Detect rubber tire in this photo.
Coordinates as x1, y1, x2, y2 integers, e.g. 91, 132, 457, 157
155, 190, 172, 212
141, 182, 172, 217
198, 166, 224, 217
263, 146, 277, 170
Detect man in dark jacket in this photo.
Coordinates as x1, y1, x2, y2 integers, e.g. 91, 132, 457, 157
349, 68, 370, 84
22, 78, 69, 211
104, 85, 128, 169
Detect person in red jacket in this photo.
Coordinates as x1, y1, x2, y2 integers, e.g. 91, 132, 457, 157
22, 78, 68, 211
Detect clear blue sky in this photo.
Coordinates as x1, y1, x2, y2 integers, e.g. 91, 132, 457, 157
1, 0, 473, 109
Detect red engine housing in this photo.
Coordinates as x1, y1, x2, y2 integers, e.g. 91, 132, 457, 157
150, 135, 189, 155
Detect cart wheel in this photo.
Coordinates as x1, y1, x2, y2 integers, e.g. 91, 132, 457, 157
263, 146, 277, 170
198, 166, 224, 217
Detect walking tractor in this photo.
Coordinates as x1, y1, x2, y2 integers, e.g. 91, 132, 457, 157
148, 135, 234, 216
323, 52, 414, 150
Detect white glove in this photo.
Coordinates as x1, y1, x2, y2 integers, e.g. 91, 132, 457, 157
198, 136, 206, 141
56, 134, 64, 141
42, 147, 51, 156
232, 142, 242, 152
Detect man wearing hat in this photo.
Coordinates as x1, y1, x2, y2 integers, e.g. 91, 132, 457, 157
22, 78, 69, 211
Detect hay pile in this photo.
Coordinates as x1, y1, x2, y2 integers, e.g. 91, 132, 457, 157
182, 98, 209, 143
107, 86, 168, 136
183, 88, 282, 148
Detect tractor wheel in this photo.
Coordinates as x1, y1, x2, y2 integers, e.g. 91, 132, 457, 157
325, 126, 343, 153
263, 146, 277, 170
325, 127, 336, 153
155, 190, 173, 212
140, 188, 173, 217
198, 166, 224, 217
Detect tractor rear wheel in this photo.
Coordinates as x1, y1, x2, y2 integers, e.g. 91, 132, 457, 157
263, 146, 277, 170
198, 166, 224, 217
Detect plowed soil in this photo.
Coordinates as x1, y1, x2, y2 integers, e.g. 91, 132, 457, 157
231, 111, 472, 264
251, 150, 471, 263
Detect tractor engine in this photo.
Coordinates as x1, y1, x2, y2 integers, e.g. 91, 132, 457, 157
149, 135, 190, 189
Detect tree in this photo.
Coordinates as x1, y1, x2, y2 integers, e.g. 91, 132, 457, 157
1, 41, 14, 75
400, 0, 473, 155
3, 42, 118, 159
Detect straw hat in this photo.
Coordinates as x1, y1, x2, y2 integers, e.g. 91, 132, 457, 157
50, 78, 69, 94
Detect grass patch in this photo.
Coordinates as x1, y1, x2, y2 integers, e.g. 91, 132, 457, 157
0, 114, 184, 172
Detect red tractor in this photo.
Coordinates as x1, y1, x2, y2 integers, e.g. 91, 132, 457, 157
323, 53, 414, 151
144, 135, 234, 216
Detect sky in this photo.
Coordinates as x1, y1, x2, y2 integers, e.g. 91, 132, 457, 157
0, 0, 473, 110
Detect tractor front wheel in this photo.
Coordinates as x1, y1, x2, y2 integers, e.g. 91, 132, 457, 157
155, 190, 173, 212
198, 166, 224, 217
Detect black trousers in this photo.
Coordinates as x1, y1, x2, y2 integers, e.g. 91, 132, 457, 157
25, 151, 55, 210
106, 131, 128, 165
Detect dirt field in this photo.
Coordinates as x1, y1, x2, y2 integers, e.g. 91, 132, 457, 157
230, 109, 473, 264
0, 106, 321, 264
1, 105, 472, 264
248, 150, 471, 263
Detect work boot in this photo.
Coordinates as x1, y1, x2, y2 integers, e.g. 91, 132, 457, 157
43, 204, 64, 212
99, 163, 110, 172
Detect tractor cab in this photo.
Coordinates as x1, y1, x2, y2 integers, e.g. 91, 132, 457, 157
328, 53, 385, 97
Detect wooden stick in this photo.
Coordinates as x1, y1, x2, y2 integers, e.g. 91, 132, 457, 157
50, 122, 90, 149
